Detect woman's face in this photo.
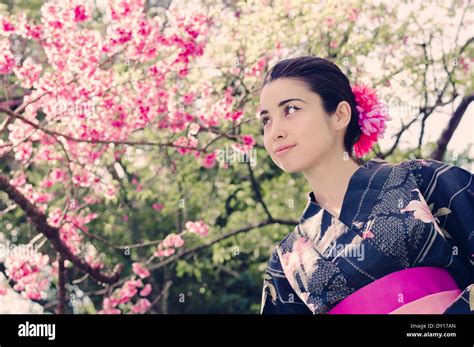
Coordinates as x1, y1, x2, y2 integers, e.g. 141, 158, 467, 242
259, 78, 342, 173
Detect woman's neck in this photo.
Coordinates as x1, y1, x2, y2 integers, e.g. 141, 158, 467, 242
302, 153, 361, 218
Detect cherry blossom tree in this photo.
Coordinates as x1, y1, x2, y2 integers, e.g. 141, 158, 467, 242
0, 0, 471, 314
0, 0, 255, 314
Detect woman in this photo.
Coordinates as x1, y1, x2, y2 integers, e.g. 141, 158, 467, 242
259, 56, 473, 314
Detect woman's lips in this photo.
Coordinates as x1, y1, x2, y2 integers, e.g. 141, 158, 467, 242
275, 145, 296, 157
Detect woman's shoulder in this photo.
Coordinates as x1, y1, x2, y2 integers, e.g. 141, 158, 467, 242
395, 157, 471, 174
366, 157, 455, 171
396, 158, 446, 170
367, 157, 471, 183
395, 159, 474, 198
396, 158, 472, 188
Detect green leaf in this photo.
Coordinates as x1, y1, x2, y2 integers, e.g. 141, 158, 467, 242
193, 267, 202, 280
439, 226, 452, 239
433, 207, 451, 217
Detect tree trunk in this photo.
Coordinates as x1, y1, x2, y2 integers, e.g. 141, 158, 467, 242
430, 94, 474, 161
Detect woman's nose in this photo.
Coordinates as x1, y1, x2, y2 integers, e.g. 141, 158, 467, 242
271, 122, 287, 141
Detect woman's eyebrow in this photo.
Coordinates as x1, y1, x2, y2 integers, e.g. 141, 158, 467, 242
259, 98, 307, 116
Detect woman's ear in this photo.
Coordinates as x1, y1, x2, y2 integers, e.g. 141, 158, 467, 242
332, 101, 352, 131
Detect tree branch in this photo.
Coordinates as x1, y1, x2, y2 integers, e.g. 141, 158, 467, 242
246, 162, 273, 221
0, 172, 123, 284
430, 94, 474, 160
55, 253, 66, 314
147, 217, 297, 272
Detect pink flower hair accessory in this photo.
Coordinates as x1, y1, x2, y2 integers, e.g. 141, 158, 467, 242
351, 84, 392, 158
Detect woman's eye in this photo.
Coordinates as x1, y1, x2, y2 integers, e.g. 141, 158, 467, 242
285, 105, 300, 115
260, 105, 299, 130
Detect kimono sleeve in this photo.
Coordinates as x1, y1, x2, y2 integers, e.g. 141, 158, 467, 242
408, 158, 474, 285
260, 248, 312, 314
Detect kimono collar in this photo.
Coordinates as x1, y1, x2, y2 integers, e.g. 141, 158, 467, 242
299, 157, 392, 227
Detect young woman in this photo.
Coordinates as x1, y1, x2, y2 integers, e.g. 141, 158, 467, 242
259, 56, 473, 314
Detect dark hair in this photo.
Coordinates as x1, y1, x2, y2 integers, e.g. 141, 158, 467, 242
260, 55, 364, 165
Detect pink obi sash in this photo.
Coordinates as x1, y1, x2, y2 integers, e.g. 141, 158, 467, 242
328, 267, 461, 314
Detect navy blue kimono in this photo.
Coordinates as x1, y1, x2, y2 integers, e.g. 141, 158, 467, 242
260, 158, 473, 314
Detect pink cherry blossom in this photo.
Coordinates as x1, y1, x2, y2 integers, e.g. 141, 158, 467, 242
245, 57, 267, 78
324, 16, 336, 27
0, 39, 15, 75
152, 203, 164, 211
4, 251, 51, 300
154, 248, 176, 258
348, 8, 359, 22
140, 283, 152, 297
162, 233, 185, 248
241, 135, 255, 146
1, 16, 15, 32
15, 142, 33, 163
231, 142, 254, 155
188, 122, 200, 136
154, 233, 185, 258
173, 136, 198, 155
9, 172, 27, 187
84, 252, 104, 270
400, 188, 444, 237
185, 220, 209, 237
13, 57, 43, 89
74, 4, 90, 22
132, 262, 150, 279
131, 298, 151, 314
115, 279, 144, 305
98, 297, 121, 314
183, 91, 197, 105
201, 151, 218, 169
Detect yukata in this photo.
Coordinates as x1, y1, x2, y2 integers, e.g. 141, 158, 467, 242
260, 158, 474, 314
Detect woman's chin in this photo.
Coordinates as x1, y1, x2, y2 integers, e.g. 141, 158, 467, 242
276, 162, 302, 173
